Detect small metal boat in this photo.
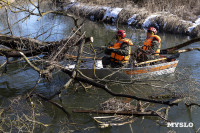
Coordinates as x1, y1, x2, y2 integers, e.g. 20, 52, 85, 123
65, 55, 179, 80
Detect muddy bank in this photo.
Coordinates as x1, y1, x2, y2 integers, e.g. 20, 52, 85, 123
60, 2, 200, 38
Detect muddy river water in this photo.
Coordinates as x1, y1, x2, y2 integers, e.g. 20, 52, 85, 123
0, 3, 200, 133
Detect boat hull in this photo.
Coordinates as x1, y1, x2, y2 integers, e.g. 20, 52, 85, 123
77, 60, 179, 80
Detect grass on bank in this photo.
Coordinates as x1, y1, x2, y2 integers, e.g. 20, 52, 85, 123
77, 0, 200, 21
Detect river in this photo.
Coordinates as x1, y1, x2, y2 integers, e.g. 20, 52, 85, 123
0, 3, 200, 133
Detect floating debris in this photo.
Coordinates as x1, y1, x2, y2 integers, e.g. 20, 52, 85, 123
93, 115, 137, 128
100, 97, 136, 112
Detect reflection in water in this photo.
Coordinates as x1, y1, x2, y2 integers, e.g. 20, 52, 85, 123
0, 3, 199, 132
0, 4, 75, 41
0, 81, 18, 100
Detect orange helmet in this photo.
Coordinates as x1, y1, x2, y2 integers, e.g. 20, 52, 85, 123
117, 30, 126, 38
148, 27, 157, 35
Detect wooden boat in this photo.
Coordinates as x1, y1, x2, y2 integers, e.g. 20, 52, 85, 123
65, 55, 179, 80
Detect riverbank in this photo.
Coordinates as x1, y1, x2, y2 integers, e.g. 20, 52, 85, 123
60, 1, 200, 37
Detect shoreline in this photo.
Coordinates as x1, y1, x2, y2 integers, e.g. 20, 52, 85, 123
61, 2, 200, 38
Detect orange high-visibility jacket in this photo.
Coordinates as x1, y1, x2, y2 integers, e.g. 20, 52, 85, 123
110, 38, 133, 64
143, 35, 161, 56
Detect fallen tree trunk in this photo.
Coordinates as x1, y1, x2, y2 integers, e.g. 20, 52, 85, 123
0, 34, 48, 50
0, 33, 93, 58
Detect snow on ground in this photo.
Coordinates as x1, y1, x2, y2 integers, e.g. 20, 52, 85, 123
188, 24, 197, 33
180, 20, 193, 24
142, 14, 159, 28
128, 14, 138, 25
79, 5, 94, 12
95, 60, 103, 69
63, 2, 79, 10
65, 64, 75, 69
163, 22, 167, 29
188, 16, 200, 33
103, 7, 123, 22
195, 16, 200, 24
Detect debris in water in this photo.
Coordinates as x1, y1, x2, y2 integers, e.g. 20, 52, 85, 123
100, 97, 136, 112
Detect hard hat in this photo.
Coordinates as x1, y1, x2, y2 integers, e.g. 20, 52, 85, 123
117, 30, 126, 38
148, 27, 157, 35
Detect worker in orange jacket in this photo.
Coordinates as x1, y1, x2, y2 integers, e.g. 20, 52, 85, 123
102, 30, 133, 68
135, 27, 161, 63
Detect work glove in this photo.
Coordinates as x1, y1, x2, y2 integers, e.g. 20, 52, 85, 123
104, 47, 115, 55
107, 48, 115, 52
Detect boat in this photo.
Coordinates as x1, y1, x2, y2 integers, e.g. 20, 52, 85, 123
65, 54, 180, 80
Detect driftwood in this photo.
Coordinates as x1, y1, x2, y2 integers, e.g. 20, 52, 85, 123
149, 93, 186, 99
185, 103, 200, 107
93, 116, 137, 128
73, 109, 160, 116
160, 37, 200, 54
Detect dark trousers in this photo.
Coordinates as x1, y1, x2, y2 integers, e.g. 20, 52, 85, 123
134, 48, 155, 63
102, 56, 125, 68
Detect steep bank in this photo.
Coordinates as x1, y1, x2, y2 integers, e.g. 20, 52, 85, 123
61, 2, 200, 37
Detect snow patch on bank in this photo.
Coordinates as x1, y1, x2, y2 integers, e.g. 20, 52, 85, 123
80, 5, 94, 12
65, 4, 123, 22
163, 22, 167, 29
195, 16, 200, 24
188, 24, 197, 33
188, 16, 200, 33
65, 64, 75, 69
95, 60, 103, 69
63, 2, 79, 10
142, 14, 159, 28
103, 7, 123, 22
128, 14, 138, 25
